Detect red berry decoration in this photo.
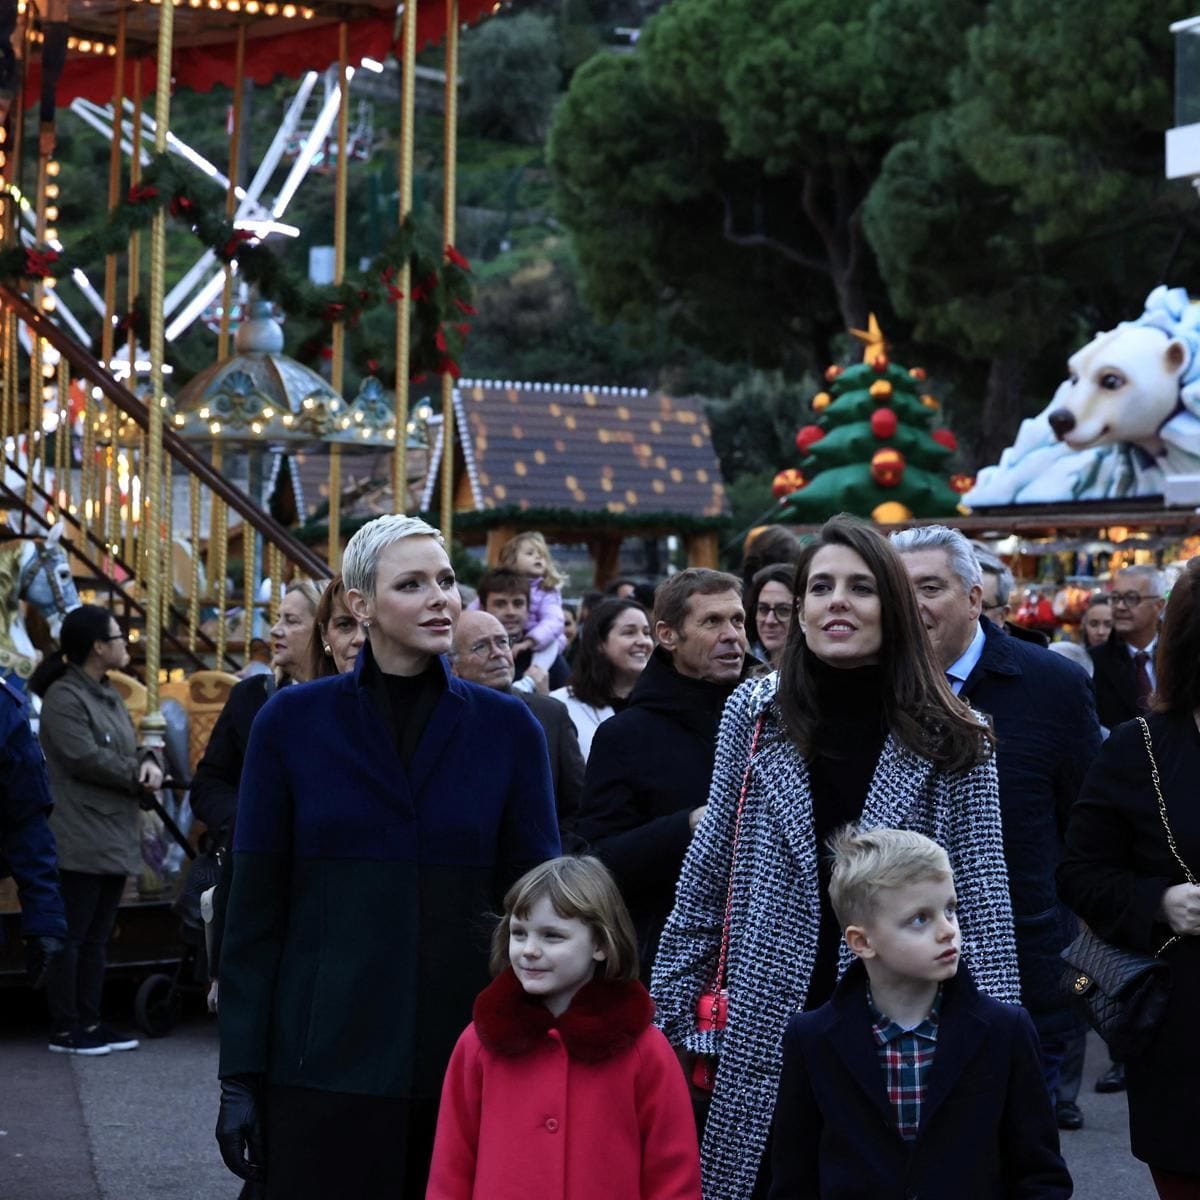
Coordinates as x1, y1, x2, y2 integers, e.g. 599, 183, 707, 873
871, 355, 889, 373
795, 424, 825, 452
870, 448, 905, 488
909, 367, 928, 382
772, 469, 806, 498
824, 365, 842, 383
931, 428, 958, 452
870, 408, 898, 439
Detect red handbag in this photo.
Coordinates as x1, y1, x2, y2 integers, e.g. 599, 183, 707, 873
691, 715, 764, 1092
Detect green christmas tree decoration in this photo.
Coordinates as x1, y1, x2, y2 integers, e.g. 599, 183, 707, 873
772, 317, 970, 524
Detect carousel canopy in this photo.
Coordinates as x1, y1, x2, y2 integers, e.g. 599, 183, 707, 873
25, 0, 503, 106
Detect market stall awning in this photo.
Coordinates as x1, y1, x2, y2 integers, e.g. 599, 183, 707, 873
25, 0, 501, 106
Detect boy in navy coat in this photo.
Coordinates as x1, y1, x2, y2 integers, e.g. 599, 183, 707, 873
768, 827, 1071, 1199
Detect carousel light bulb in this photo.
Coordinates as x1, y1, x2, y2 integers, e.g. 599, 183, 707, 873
45, 228, 58, 240
210, 421, 222, 434
262, 406, 274, 418
77, 40, 92, 52
45, 183, 58, 198
45, 206, 58, 221
264, 1, 278, 12
251, 422, 262, 434
303, 397, 314, 409
246, 0, 259, 9
46, 160, 60, 177
198, 407, 210, 419
282, 3, 296, 16
227, 0, 240, 10
40, 295, 56, 312
43, 276, 56, 290
42, 361, 55, 377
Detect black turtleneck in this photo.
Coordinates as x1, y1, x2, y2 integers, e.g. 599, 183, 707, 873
363, 646, 446, 769
804, 648, 888, 1009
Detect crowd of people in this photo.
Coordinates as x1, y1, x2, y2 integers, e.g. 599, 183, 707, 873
1, 512, 1198, 1200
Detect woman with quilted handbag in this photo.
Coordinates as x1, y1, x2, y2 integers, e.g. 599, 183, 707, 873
1058, 556, 1200, 1200
651, 515, 1019, 1200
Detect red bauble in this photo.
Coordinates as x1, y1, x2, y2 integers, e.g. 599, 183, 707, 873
795, 424, 825, 452
909, 367, 928, 382
824, 364, 842, 383
772, 469, 806, 498
931, 428, 958, 452
871, 355, 889, 373
870, 448, 905, 488
949, 473, 974, 495
870, 408, 898, 439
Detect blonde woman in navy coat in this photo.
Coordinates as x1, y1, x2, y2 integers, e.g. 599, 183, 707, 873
215, 516, 560, 1199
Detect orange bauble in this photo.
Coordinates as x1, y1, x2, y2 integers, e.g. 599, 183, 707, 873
812, 391, 832, 412
870, 448, 906, 487
949, 473, 975, 494
772, 469, 806, 498
909, 367, 928, 381
920, 393, 940, 410
824, 365, 842, 383
872, 501, 912, 524
868, 379, 893, 400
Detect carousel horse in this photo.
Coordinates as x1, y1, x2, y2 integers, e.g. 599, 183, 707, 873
0, 522, 81, 696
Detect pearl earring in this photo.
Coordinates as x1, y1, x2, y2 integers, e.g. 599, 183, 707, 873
323, 643, 333, 655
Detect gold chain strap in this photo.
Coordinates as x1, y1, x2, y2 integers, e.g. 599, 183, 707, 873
1138, 716, 1197, 957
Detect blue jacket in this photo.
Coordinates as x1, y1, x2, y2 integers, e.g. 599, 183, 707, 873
218, 649, 560, 1099
959, 619, 1101, 1038
0, 676, 66, 944
769, 960, 1072, 1200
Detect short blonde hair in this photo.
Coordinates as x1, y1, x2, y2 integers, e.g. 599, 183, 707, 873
490, 856, 639, 981
828, 825, 952, 930
342, 515, 443, 600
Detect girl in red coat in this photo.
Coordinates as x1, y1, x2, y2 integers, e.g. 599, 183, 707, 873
426, 856, 701, 1200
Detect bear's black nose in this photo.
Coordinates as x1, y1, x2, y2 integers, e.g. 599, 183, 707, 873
1048, 409, 1076, 439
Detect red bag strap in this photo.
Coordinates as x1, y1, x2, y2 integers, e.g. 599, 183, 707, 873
709, 713, 765, 994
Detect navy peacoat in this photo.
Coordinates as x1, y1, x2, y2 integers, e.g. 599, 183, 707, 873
769, 960, 1072, 1200
218, 648, 561, 1101
959, 619, 1102, 1039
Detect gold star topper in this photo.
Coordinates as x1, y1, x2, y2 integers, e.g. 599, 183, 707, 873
850, 313, 889, 365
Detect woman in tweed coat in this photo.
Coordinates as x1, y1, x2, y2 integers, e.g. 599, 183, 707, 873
651, 516, 1019, 1200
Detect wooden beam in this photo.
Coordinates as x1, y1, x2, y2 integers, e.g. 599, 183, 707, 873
684, 531, 719, 569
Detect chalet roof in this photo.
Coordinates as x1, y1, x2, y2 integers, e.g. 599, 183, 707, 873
419, 379, 729, 523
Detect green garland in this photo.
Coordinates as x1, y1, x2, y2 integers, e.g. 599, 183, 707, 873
2, 153, 474, 379
295, 504, 730, 545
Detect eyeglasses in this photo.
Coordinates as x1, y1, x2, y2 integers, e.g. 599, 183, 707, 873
1109, 592, 1161, 608
755, 603, 794, 623
982, 603, 1008, 616
465, 635, 517, 657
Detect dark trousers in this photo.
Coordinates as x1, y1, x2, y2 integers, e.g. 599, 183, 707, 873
1056, 1027, 1087, 1105
45, 871, 125, 1032
264, 1085, 438, 1199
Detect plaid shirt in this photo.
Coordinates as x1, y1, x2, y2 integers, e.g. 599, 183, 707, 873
868, 986, 943, 1142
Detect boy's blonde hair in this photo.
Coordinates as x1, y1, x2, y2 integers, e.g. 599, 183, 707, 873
491, 856, 638, 981
499, 531, 566, 591
827, 825, 953, 930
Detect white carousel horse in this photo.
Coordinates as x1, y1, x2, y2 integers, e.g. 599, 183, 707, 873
0, 522, 82, 697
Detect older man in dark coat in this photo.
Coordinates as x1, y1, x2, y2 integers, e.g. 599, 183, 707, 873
895, 527, 1102, 1107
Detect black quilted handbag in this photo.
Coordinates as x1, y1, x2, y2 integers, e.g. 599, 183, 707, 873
1060, 926, 1170, 1059
1059, 717, 1196, 1060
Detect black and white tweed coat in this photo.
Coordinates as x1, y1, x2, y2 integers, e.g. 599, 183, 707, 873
650, 672, 1020, 1200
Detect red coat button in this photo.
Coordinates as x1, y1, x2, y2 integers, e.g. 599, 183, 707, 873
545, 1118, 559, 1132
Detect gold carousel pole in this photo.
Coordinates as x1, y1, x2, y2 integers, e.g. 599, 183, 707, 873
126, 59, 144, 584
187, 471, 201, 652
26, 140, 50, 515
327, 20, 350, 569
439, 0, 459, 542
393, 0, 418, 514
217, 25, 245, 365
55, 357, 69, 513
101, 7, 127, 569
142, 0, 175, 730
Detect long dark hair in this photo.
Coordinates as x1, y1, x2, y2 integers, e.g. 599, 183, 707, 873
30, 604, 115, 697
746, 562, 795, 653
1152, 558, 1200, 715
776, 515, 992, 775
568, 598, 649, 707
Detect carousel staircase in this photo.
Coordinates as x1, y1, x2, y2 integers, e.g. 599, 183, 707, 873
0, 283, 331, 675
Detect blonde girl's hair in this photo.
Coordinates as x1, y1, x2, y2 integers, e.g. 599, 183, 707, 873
490, 856, 639, 982
827, 824, 953, 931
498, 531, 565, 591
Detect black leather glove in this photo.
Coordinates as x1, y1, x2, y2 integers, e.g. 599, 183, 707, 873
216, 1075, 266, 1183
24, 935, 63, 989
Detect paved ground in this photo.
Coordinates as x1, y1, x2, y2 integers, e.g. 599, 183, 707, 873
0, 986, 1158, 1199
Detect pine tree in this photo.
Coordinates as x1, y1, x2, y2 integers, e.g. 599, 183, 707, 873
773, 318, 970, 523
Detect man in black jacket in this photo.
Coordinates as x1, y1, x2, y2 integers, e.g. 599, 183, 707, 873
449, 610, 584, 845
1090, 565, 1165, 731
578, 568, 749, 975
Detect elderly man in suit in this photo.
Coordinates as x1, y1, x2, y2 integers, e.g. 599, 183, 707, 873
1089, 564, 1166, 731
450, 609, 584, 845
893, 525, 1103, 1126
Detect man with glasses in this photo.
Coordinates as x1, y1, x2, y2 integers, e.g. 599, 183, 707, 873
1089, 565, 1166, 731
449, 610, 583, 845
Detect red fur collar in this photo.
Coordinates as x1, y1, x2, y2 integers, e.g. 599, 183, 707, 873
473, 968, 654, 1063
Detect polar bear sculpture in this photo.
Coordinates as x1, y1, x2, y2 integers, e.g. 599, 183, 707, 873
965, 286, 1200, 506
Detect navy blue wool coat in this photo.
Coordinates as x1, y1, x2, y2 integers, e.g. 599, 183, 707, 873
959, 618, 1102, 1040
217, 649, 560, 1100
769, 960, 1072, 1200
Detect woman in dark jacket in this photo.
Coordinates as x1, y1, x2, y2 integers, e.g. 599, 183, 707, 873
34, 605, 163, 1055
215, 515, 560, 1200
1058, 557, 1200, 1200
